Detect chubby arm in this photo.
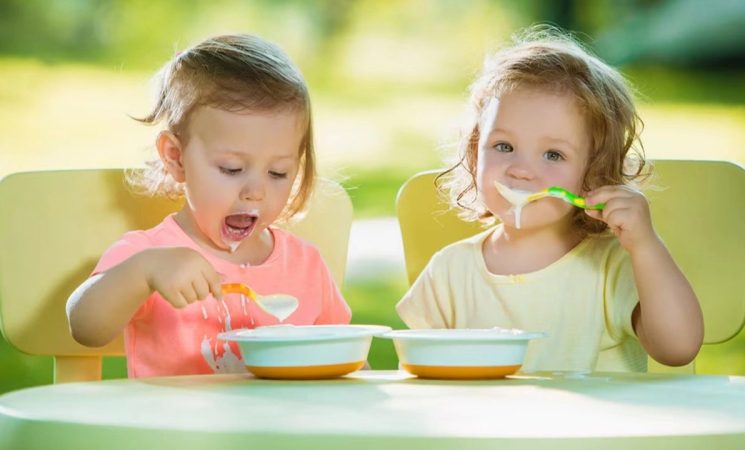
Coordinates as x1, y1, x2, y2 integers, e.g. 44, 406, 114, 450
627, 237, 703, 366
586, 186, 703, 366
66, 247, 223, 347
67, 251, 153, 347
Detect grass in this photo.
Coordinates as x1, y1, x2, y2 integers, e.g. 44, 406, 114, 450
342, 168, 419, 218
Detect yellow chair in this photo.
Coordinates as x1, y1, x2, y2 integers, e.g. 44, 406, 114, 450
396, 160, 745, 373
0, 169, 353, 383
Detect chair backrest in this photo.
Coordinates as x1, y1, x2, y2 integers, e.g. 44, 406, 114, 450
0, 169, 353, 383
396, 160, 745, 372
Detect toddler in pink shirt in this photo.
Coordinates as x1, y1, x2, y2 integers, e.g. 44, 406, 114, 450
66, 34, 351, 377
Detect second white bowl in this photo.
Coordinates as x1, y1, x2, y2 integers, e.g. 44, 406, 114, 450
381, 328, 545, 379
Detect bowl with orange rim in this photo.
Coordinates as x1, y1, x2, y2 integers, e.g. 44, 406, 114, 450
382, 328, 545, 379
218, 325, 390, 380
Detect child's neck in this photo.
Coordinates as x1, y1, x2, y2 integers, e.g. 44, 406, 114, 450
220, 229, 275, 266
483, 220, 585, 275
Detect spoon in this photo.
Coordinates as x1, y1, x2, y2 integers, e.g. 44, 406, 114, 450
495, 182, 605, 210
526, 186, 605, 210
221, 283, 299, 322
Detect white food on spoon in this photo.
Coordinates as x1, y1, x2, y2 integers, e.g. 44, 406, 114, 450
222, 285, 299, 322
256, 294, 299, 322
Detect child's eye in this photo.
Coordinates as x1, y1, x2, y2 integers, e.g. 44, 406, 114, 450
269, 171, 287, 179
493, 142, 513, 153
219, 167, 243, 175
544, 150, 564, 161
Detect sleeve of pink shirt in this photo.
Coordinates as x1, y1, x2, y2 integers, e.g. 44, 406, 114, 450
277, 229, 352, 325
91, 230, 154, 320
314, 255, 352, 325
92, 230, 152, 275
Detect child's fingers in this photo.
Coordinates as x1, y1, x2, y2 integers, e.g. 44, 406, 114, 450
204, 268, 223, 301
599, 205, 626, 228
600, 197, 634, 214
595, 196, 650, 226
164, 290, 188, 309
585, 198, 627, 223
585, 194, 618, 219
584, 209, 602, 220
192, 277, 212, 302
585, 185, 637, 207
179, 284, 199, 304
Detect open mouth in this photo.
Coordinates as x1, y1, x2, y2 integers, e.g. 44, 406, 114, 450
222, 211, 259, 245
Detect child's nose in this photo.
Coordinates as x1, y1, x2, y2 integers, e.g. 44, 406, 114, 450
240, 175, 265, 201
505, 157, 534, 180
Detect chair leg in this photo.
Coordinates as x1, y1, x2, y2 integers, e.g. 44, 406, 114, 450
54, 356, 102, 383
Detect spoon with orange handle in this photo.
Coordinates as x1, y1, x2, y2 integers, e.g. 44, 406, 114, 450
221, 283, 299, 321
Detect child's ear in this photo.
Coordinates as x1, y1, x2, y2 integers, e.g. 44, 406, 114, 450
156, 131, 186, 183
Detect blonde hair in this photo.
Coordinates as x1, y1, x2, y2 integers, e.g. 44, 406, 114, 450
439, 25, 647, 234
127, 34, 315, 220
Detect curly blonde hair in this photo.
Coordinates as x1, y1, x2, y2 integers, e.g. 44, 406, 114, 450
127, 34, 315, 220
439, 25, 647, 234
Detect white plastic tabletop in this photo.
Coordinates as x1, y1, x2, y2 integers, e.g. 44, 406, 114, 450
1, 370, 744, 449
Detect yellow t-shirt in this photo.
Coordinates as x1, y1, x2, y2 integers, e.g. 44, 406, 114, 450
396, 225, 647, 373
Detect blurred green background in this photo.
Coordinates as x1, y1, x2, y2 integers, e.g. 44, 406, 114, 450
1, 0, 744, 392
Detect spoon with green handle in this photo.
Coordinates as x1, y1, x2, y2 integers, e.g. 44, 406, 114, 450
527, 186, 605, 210
494, 182, 605, 210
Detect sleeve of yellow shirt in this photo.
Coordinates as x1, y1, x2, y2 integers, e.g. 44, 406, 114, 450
396, 249, 454, 329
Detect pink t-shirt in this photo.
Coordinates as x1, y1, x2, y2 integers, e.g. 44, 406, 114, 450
93, 214, 352, 378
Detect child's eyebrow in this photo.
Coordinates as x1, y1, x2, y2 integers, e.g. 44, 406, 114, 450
214, 149, 298, 160
544, 136, 578, 151
271, 154, 299, 162
484, 127, 514, 139
214, 149, 246, 157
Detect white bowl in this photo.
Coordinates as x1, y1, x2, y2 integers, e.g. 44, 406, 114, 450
218, 324, 391, 379
381, 328, 545, 379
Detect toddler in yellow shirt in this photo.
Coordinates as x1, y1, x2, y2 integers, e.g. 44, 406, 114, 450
396, 26, 703, 372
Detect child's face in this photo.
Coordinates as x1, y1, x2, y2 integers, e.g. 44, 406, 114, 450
476, 87, 591, 230
171, 106, 303, 252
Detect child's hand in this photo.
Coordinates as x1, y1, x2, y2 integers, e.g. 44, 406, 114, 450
141, 247, 223, 308
584, 185, 658, 252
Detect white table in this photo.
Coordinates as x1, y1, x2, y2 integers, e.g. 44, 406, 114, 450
1, 370, 744, 449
